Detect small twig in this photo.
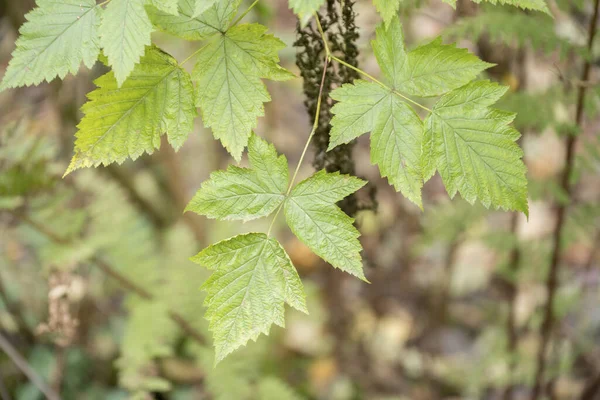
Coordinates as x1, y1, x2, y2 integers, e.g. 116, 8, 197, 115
530, 0, 600, 398
0, 332, 61, 400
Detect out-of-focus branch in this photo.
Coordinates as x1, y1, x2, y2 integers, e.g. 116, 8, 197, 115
0, 332, 60, 400
0, 270, 35, 345
103, 165, 171, 231
530, 0, 600, 398
158, 138, 206, 244
17, 214, 206, 346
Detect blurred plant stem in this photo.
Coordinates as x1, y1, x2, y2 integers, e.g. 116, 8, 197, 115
0, 368, 11, 400
15, 213, 206, 347
0, 270, 34, 345
502, 47, 528, 400
0, 332, 60, 400
531, 0, 600, 398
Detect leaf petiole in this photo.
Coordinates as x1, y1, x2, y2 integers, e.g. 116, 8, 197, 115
267, 56, 331, 236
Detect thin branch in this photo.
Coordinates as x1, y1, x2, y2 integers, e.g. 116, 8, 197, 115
267, 56, 330, 236
0, 332, 61, 400
530, 0, 600, 398
503, 213, 521, 400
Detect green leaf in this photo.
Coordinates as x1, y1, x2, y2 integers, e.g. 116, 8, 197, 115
193, 23, 294, 160
441, 0, 457, 7
0, 0, 102, 90
473, 0, 551, 15
329, 81, 390, 147
100, 0, 153, 86
148, 0, 240, 41
148, 0, 179, 15
185, 134, 288, 221
193, 233, 307, 363
193, 0, 219, 17
257, 377, 304, 400
371, 94, 424, 207
422, 80, 528, 215
329, 81, 424, 206
373, 18, 493, 97
284, 171, 367, 280
373, 0, 402, 26
330, 16, 508, 208
441, 0, 551, 14
67, 46, 196, 173
288, 0, 326, 26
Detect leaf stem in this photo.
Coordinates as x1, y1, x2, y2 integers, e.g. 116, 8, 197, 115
179, 41, 212, 66
230, 0, 260, 28
314, 13, 331, 60
315, 14, 432, 113
267, 56, 330, 236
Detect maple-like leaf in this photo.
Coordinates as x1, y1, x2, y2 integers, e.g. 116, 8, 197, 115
284, 170, 367, 280
373, 0, 402, 26
100, 0, 153, 86
192, 23, 294, 160
186, 133, 288, 221
193, 233, 307, 363
422, 80, 529, 215
67, 46, 196, 173
0, 0, 102, 90
147, 0, 240, 41
288, 0, 325, 26
441, 0, 551, 15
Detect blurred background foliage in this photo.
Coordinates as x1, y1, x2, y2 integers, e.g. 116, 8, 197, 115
0, 0, 600, 399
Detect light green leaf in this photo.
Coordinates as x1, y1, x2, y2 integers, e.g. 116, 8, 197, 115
186, 134, 288, 221
329, 82, 424, 206
423, 81, 529, 215
441, 0, 551, 14
373, 18, 492, 97
148, 0, 179, 15
193, 0, 219, 17
0, 0, 102, 90
329, 81, 390, 148
285, 171, 367, 280
473, 0, 551, 15
67, 46, 196, 173
373, 0, 402, 26
371, 16, 407, 90
193, 23, 294, 160
193, 233, 307, 363
257, 377, 304, 400
148, 0, 240, 41
100, 0, 153, 86
399, 37, 493, 97
371, 94, 424, 207
288, 0, 326, 26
